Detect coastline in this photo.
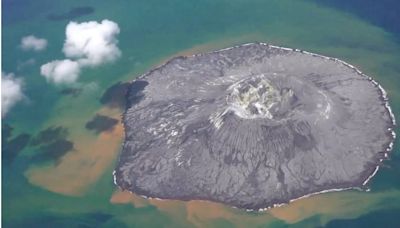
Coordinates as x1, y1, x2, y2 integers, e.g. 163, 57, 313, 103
113, 42, 397, 211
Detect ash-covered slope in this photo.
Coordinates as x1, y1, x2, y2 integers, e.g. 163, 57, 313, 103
115, 43, 395, 210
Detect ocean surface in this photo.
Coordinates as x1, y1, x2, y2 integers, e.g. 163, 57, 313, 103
2, 0, 400, 227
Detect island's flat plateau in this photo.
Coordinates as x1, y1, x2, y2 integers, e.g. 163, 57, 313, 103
115, 43, 395, 210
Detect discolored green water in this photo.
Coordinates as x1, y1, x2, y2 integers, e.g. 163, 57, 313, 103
2, 0, 400, 227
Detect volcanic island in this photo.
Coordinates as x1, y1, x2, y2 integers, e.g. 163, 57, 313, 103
114, 43, 396, 210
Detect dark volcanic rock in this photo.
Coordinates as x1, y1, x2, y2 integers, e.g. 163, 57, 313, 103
115, 43, 396, 210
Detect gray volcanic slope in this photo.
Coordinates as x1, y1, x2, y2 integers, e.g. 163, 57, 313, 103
115, 43, 395, 210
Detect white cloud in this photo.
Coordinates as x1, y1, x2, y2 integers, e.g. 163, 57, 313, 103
40, 59, 81, 84
63, 19, 121, 67
21, 35, 48, 51
40, 19, 121, 84
2, 73, 24, 117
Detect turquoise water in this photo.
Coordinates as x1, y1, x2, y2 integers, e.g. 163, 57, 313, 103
3, 0, 400, 227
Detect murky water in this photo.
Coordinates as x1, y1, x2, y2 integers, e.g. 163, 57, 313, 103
3, 0, 400, 227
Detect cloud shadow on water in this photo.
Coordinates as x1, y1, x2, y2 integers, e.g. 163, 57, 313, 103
100, 81, 130, 110
59, 87, 83, 97
30, 126, 74, 165
46, 6, 94, 21
2, 124, 31, 163
30, 126, 68, 146
100, 80, 148, 110
85, 114, 119, 134
32, 139, 74, 165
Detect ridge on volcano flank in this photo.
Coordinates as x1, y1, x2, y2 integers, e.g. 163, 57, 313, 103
115, 43, 395, 210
